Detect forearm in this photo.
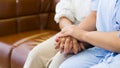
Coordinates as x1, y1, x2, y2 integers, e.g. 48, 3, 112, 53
83, 31, 120, 52
59, 16, 73, 30
78, 11, 97, 31
59, 11, 96, 30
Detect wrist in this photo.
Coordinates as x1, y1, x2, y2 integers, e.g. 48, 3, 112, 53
80, 31, 89, 42
59, 16, 73, 29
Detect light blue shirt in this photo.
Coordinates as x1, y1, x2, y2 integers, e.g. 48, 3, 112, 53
91, 0, 120, 63
59, 1, 120, 68
91, 0, 120, 32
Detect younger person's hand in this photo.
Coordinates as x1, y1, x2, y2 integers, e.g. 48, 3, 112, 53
59, 25, 88, 42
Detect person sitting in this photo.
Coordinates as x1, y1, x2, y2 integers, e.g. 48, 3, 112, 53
23, 0, 91, 68
51, 0, 120, 68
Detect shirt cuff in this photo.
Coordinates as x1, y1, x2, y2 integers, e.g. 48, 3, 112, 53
54, 10, 75, 23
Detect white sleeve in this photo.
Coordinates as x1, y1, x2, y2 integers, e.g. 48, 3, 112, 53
54, 0, 75, 23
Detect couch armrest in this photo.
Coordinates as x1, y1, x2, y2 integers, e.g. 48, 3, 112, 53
0, 42, 14, 68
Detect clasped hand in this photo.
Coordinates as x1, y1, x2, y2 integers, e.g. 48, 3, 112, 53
55, 25, 88, 54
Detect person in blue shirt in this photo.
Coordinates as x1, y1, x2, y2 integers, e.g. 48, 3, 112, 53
56, 0, 120, 68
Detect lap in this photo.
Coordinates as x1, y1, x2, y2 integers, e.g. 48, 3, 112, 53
29, 33, 59, 57
48, 52, 72, 68
24, 33, 59, 68
59, 47, 109, 68
91, 53, 120, 68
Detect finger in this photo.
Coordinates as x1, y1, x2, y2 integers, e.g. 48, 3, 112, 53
60, 46, 64, 53
68, 41, 73, 54
78, 43, 85, 51
78, 41, 86, 51
55, 33, 60, 42
60, 38, 66, 53
80, 43, 86, 50
59, 32, 70, 38
54, 36, 61, 49
72, 39, 79, 54
55, 37, 60, 42
55, 41, 60, 49
78, 44, 82, 52
64, 37, 71, 54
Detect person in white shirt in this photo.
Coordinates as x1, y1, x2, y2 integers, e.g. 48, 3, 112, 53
24, 0, 91, 68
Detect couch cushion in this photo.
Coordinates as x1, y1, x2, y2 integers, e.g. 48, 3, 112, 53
11, 30, 57, 68
0, 30, 57, 44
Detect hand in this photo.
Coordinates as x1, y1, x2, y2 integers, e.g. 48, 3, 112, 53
59, 25, 88, 41
55, 36, 85, 54
55, 36, 72, 54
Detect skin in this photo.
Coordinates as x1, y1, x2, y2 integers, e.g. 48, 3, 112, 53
55, 16, 85, 54
59, 11, 120, 53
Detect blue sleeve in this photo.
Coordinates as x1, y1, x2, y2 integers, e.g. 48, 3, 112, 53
91, 0, 99, 11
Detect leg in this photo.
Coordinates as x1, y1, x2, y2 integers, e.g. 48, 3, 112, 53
59, 47, 109, 68
91, 54, 120, 68
48, 52, 72, 68
23, 34, 59, 68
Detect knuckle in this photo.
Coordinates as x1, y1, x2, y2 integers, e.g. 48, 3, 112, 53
73, 40, 77, 44
66, 38, 70, 43
61, 38, 65, 42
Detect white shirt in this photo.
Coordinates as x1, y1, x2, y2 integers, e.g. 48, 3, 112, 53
54, 0, 91, 24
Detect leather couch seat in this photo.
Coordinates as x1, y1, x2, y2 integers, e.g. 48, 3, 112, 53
0, 0, 60, 68
0, 30, 58, 68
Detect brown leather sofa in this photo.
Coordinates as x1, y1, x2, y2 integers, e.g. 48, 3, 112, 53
0, 0, 60, 68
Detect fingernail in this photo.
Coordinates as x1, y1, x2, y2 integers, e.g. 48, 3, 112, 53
55, 38, 59, 42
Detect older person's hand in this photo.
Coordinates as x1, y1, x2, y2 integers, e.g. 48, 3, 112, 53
55, 35, 85, 54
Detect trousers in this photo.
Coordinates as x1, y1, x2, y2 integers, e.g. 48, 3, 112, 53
24, 33, 120, 68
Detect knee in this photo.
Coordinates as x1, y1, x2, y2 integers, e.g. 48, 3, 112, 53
59, 61, 87, 68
